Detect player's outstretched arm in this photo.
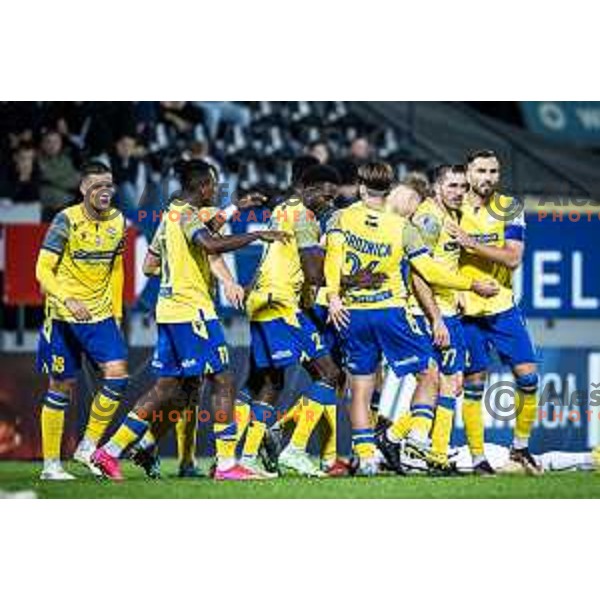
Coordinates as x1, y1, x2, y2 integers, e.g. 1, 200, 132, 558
193, 228, 290, 255
404, 224, 497, 297
411, 252, 500, 297
204, 193, 268, 234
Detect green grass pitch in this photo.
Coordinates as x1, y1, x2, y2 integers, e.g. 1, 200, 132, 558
2, 459, 600, 498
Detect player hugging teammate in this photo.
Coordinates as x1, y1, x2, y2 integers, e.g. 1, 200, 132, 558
34, 150, 543, 482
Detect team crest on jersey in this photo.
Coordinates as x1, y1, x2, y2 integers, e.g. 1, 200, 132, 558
419, 215, 439, 236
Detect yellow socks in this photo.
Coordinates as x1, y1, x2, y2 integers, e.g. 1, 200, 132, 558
214, 422, 237, 470
82, 378, 128, 447
103, 411, 149, 458
290, 399, 324, 450
463, 382, 485, 461
289, 381, 336, 451
388, 412, 412, 442
41, 390, 70, 465
352, 428, 376, 460
514, 373, 539, 449
409, 404, 435, 442
431, 396, 456, 462
278, 397, 304, 429
242, 421, 267, 460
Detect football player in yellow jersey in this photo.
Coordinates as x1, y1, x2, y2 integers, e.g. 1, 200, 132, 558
241, 165, 348, 477
129, 186, 269, 479
446, 150, 542, 475
35, 162, 128, 480
406, 165, 496, 475
271, 162, 381, 477
326, 162, 499, 475
92, 160, 287, 481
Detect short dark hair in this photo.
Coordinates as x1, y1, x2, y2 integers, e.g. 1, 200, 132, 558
175, 159, 217, 191
466, 149, 500, 164
81, 161, 112, 179
299, 164, 341, 188
433, 164, 466, 183
329, 158, 359, 186
358, 161, 395, 193
291, 155, 320, 185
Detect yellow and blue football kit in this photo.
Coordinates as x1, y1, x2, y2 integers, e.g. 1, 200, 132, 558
242, 198, 336, 463
104, 201, 237, 465
36, 203, 128, 380
459, 192, 537, 374
410, 198, 466, 464
459, 192, 539, 452
411, 198, 466, 377
246, 197, 327, 369
35, 202, 128, 462
325, 200, 476, 461
324, 201, 474, 378
150, 201, 230, 378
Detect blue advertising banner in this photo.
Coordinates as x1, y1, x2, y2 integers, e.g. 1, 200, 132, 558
518, 217, 600, 318
521, 101, 600, 145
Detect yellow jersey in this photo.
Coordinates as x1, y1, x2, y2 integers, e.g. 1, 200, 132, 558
246, 197, 321, 322
411, 198, 461, 317
39, 203, 126, 323
150, 201, 217, 323
459, 192, 525, 316
325, 201, 427, 310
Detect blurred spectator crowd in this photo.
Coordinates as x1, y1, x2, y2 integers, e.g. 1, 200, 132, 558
0, 101, 430, 223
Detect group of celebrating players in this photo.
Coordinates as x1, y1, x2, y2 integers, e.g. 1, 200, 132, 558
34, 147, 544, 481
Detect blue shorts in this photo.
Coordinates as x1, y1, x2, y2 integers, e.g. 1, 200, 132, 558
152, 317, 229, 378
36, 317, 127, 380
306, 305, 344, 367
342, 308, 435, 377
250, 311, 329, 369
462, 306, 538, 375
414, 315, 466, 376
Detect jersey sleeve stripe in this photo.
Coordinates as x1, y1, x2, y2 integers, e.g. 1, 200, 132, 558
40, 245, 63, 255
407, 246, 430, 260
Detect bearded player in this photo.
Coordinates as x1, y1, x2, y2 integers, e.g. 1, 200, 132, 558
447, 150, 542, 475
